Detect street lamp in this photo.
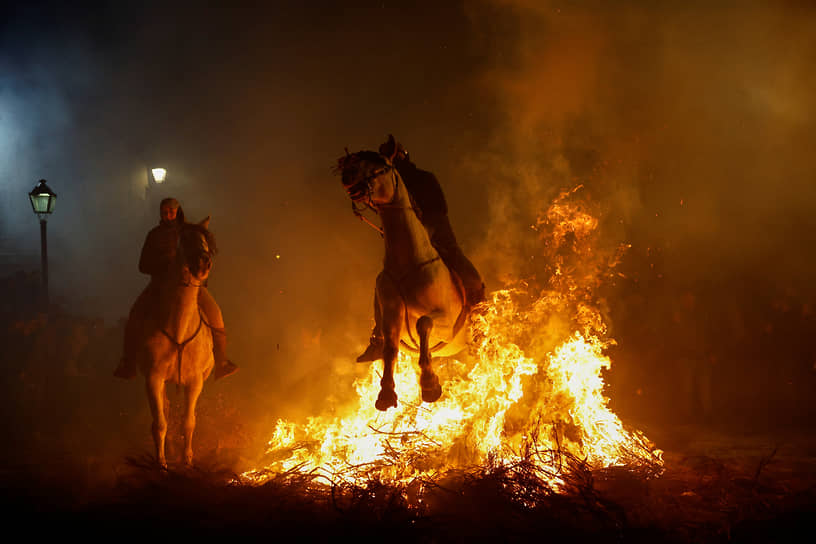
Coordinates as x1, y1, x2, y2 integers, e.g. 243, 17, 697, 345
28, 179, 57, 307
151, 167, 167, 183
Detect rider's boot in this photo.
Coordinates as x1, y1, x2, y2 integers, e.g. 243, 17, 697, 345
212, 328, 238, 380
357, 333, 384, 363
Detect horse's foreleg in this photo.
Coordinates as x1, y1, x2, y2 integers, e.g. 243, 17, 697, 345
375, 300, 401, 411
376, 340, 399, 411
417, 316, 442, 403
146, 377, 168, 469
182, 377, 204, 467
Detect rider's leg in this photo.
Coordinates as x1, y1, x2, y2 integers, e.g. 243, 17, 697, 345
198, 288, 238, 380
115, 284, 154, 379
357, 287, 384, 362
431, 220, 486, 308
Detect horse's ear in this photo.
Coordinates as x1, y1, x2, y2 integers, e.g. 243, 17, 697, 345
199, 216, 211, 229
379, 134, 398, 161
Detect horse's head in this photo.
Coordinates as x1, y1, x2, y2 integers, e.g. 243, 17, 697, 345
335, 150, 397, 207
177, 217, 217, 285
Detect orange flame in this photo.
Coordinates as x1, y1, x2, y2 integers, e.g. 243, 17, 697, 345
242, 187, 662, 491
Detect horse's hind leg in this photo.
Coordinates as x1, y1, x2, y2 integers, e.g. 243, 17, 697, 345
417, 316, 442, 403
182, 377, 204, 467
146, 377, 168, 469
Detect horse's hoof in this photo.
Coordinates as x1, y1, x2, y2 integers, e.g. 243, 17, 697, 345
421, 374, 442, 403
375, 388, 398, 411
421, 384, 442, 403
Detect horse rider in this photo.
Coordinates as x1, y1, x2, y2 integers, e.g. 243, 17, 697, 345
114, 197, 238, 380
356, 135, 486, 362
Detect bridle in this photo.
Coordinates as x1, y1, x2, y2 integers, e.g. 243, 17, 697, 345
177, 230, 212, 287
348, 163, 419, 236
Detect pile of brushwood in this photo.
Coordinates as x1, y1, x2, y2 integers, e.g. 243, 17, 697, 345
2, 439, 813, 543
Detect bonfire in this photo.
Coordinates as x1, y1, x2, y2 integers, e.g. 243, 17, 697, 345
241, 186, 663, 499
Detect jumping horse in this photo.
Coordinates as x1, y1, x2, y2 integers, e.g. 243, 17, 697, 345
136, 218, 217, 468
337, 150, 469, 411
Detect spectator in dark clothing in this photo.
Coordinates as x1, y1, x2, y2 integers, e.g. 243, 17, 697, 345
357, 135, 485, 362
114, 198, 237, 380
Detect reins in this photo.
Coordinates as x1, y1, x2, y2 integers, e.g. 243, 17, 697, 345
352, 203, 384, 236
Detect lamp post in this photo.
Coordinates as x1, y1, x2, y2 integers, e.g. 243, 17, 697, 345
28, 179, 57, 307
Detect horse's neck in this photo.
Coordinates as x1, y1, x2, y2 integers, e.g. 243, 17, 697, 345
379, 179, 437, 270
157, 271, 200, 342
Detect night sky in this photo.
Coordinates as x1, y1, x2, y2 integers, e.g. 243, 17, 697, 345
1, 0, 815, 468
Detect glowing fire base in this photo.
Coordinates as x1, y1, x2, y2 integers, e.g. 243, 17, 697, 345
243, 291, 663, 490
243, 189, 663, 493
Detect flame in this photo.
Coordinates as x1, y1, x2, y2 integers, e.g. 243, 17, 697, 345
242, 187, 662, 492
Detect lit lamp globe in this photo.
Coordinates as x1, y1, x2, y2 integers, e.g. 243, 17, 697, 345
29, 179, 57, 219
152, 168, 167, 183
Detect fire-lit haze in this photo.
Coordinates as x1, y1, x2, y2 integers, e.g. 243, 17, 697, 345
1, 1, 814, 478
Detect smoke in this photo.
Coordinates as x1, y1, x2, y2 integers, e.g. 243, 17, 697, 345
457, 0, 816, 427
464, 0, 816, 289
1, 0, 814, 476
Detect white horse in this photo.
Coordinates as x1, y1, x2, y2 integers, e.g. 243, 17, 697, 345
135, 218, 216, 468
337, 151, 469, 411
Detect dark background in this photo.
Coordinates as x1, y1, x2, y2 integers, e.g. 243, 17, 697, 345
1, 0, 814, 476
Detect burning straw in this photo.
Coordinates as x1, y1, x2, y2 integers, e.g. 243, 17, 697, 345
240, 186, 663, 502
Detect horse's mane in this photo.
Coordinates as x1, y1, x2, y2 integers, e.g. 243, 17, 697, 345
180, 222, 218, 256
333, 150, 387, 176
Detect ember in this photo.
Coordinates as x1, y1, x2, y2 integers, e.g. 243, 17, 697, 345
242, 188, 663, 493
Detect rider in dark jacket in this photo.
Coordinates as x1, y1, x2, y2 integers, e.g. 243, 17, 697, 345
114, 198, 238, 380
356, 135, 485, 362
